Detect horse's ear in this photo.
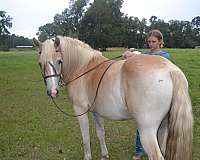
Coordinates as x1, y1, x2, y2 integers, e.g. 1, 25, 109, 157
33, 38, 41, 47
33, 38, 42, 55
54, 37, 60, 47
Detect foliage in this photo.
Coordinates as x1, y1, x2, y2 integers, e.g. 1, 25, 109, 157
37, 23, 58, 41
1, 3, 200, 50
79, 0, 124, 49
10, 34, 33, 47
0, 49, 200, 160
192, 16, 200, 33
36, 0, 200, 49
0, 11, 12, 36
0, 45, 9, 51
0, 11, 13, 49
0, 10, 32, 50
37, 0, 89, 41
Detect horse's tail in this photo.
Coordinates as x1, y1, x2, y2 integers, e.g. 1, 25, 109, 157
165, 70, 193, 160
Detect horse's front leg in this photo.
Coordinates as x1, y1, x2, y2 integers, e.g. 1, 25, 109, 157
93, 113, 109, 160
74, 105, 92, 160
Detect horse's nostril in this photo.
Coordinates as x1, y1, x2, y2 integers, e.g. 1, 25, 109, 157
48, 88, 59, 97
56, 89, 59, 95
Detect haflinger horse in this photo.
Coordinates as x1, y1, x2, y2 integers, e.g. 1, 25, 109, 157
33, 36, 193, 160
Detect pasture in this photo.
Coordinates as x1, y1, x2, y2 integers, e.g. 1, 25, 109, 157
0, 48, 200, 160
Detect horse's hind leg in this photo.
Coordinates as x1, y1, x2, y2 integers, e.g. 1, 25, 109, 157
139, 128, 164, 160
93, 113, 109, 160
157, 116, 168, 156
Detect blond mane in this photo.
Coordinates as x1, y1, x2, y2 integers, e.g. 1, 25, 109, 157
57, 36, 104, 80
57, 36, 102, 56
39, 39, 57, 63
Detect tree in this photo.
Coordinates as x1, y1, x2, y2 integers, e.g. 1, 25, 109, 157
137, 18, 148, 48
121, 16, 139, 48
79, 0, 124, 49
0, 11, 12, 35
168, 20, 182, 48
182, 21, 199, 48
69, 0, 89, 36
0, 10, 13, 48
53, 10, 74, 36
192, 16, 200, 33
37, 0, 89, 40
191, 16, 200, 45
36, 0, 200, 48
37, 23, 56, 41
149, 16, 158, 26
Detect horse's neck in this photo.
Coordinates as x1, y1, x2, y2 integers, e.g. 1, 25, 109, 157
62, 47, 107, 82
86, 56, 108, 71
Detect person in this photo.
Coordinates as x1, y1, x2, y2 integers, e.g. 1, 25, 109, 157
122, 29, 170, 160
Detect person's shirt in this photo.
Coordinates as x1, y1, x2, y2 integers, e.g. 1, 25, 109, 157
144, 50, 170, 59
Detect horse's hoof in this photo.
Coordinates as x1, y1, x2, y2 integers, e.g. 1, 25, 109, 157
101, 155, 109, 160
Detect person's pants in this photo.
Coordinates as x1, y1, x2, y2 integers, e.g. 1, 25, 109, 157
135, 130, 145, 156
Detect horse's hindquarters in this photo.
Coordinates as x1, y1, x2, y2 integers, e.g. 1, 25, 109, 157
121, 56, 173, 121
122, 68, 173, 126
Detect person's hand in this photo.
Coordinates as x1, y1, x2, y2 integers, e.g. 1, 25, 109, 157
132, 51, 142, 55
122, 51, 134, 59
122, 50, 141, 59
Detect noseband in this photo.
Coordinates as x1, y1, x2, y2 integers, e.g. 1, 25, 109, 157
40, 61, 62, 85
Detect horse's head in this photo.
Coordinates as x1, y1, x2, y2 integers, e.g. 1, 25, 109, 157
33, 38, 62, 97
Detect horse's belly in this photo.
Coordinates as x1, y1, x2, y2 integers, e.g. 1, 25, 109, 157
94, 100, 131, 120
90, 62, 130, 120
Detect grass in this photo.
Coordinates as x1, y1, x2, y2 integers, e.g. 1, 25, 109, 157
0, 48, 200, 160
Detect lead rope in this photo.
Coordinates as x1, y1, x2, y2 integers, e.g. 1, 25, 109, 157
51, 55, 122, 117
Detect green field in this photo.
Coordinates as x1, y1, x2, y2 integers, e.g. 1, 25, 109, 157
0, 49, 200, 160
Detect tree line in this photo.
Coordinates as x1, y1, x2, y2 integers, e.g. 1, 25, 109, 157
37, 0, 200, 49
0, 11, 32, 51
1, 0, 200, 51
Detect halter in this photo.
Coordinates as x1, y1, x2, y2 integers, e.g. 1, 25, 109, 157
40, 61, 62, 85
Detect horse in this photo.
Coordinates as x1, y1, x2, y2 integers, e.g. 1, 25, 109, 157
33, 36, 193, 160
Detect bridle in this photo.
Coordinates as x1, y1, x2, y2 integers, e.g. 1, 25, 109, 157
40, 61, 62, 85
40, 55, 122, 117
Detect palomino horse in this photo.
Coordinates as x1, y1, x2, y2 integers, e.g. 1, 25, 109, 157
33, 36, 193, 160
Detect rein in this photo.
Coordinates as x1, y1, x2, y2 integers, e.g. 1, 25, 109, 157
51, 55, 122, 117
65, 55, 122, 85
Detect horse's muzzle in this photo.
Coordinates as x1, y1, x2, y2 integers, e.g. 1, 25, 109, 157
47, 88, 59, 97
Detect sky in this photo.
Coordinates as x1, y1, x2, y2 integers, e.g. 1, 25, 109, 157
1, 0, 199, 38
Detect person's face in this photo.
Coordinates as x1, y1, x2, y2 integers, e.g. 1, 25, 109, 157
147, 36, 161, 50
